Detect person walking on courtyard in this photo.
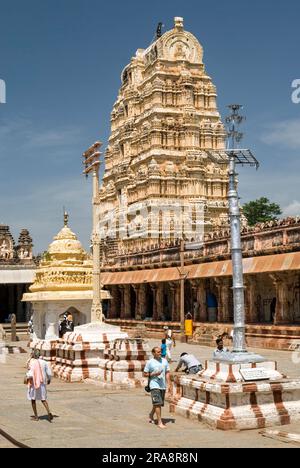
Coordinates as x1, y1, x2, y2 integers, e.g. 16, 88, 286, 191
161, 339, 167, 358
163, 326, 176, 362
27, 350, 53, 422
143, 346, 170, 429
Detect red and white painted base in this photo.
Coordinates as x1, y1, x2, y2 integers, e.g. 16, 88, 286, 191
30, 323, 151, 386
0, 345, 27, 355
200, 360, 284, 383
98, 338, 151, 388
169, 361, 300, 431
29, 339, 57, 362
52, 322, 128, 382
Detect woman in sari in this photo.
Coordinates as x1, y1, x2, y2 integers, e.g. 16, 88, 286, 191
27, 350, 53, 422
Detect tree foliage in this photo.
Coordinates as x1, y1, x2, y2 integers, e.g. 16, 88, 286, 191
242, 197, 282, 226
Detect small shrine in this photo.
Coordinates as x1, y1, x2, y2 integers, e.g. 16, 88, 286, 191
22, 213, 110, 340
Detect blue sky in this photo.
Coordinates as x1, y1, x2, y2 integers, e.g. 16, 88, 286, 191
0, 0, 300, 252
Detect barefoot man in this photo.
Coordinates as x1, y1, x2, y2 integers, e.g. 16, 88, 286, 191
143, 346, 170, 429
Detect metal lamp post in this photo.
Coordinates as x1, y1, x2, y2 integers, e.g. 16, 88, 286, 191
82, 142, 103, 323
208, 105, 263, 363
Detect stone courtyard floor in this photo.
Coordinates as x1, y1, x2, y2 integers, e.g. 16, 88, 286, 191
1, 339, 300, 448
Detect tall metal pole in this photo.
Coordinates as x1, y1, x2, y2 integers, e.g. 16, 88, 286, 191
228, 158, 246, 352
83, 142, 103, 323
227, 105, 247, 353
207, 105, 263, 363
226, 105, 262, 361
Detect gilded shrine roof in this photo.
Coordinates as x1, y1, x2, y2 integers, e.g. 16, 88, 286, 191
28, 221, 92, 294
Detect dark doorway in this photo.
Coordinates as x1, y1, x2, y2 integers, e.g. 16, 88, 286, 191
0, 285, 9, 322
0, 284, 30, 323
145, 285, 154, 319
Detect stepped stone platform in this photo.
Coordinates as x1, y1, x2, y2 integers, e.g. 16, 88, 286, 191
2, 323, 29, 341
29, 339, 57, 362
1, 345, 27, 355
30, 322, 150, 386
169, 359, 300, 431
98, 338, 151, 388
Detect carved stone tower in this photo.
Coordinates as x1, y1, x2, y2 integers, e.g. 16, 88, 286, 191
17, 229, 33, 261
0, 225, 15, 261
98, 17, 229, 256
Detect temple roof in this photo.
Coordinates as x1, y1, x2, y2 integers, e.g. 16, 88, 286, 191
28, 217, 93, 294
47, 225, 87, 262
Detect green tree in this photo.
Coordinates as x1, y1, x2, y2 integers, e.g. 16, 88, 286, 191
243, 197, 282, 226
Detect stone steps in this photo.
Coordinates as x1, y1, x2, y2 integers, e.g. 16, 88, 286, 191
2, 323, 29, 341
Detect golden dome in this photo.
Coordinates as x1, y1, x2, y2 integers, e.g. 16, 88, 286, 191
29, 217, 92, 293
48, 226, 86, 261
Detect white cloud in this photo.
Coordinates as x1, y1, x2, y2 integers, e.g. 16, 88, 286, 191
0, 118, 83, 152
261, 119, 300, 149
282, 200, 300, 218
24, 127, 83, 149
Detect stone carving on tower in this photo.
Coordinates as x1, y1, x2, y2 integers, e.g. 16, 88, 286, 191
97, 17, 229, 257
0, 225, 15, 261
17, 229, 33, 261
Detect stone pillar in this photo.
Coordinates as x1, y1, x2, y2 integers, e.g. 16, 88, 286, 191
124, 285, 131, 319
136, 284, 146, 320
170, 283, 180, 322
91, 235, 103, 322
169, 284, 176, 322
151, 284, 159, 321
176, 284, 181, 322
108, 286, 119, 319
244, 276, 259, 323
156, 283, 164, 321
198, 280, 208, 322
132, 285, 139, 320
270, 273, 292, 325
119, 286, 125, 319
215, 278, 231, 323
190, 280, 199, 320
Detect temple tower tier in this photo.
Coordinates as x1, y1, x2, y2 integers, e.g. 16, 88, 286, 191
97, 17, 229, 260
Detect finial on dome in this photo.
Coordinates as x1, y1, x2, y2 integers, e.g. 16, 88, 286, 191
174, 17, 184, 30
63, 208, 69, 227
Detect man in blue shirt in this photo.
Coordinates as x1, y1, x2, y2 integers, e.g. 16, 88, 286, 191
144, 346, 170, 429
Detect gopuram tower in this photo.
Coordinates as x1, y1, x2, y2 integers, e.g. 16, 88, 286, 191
98, 17, 229, 256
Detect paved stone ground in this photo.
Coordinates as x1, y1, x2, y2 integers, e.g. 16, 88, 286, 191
1, 339, 300, 448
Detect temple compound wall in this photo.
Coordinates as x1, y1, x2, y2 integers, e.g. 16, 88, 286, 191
102, 218, 300, 350
0, 225, 36, 323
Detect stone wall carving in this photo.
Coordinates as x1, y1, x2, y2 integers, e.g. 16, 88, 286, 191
102, 217, 300, 270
